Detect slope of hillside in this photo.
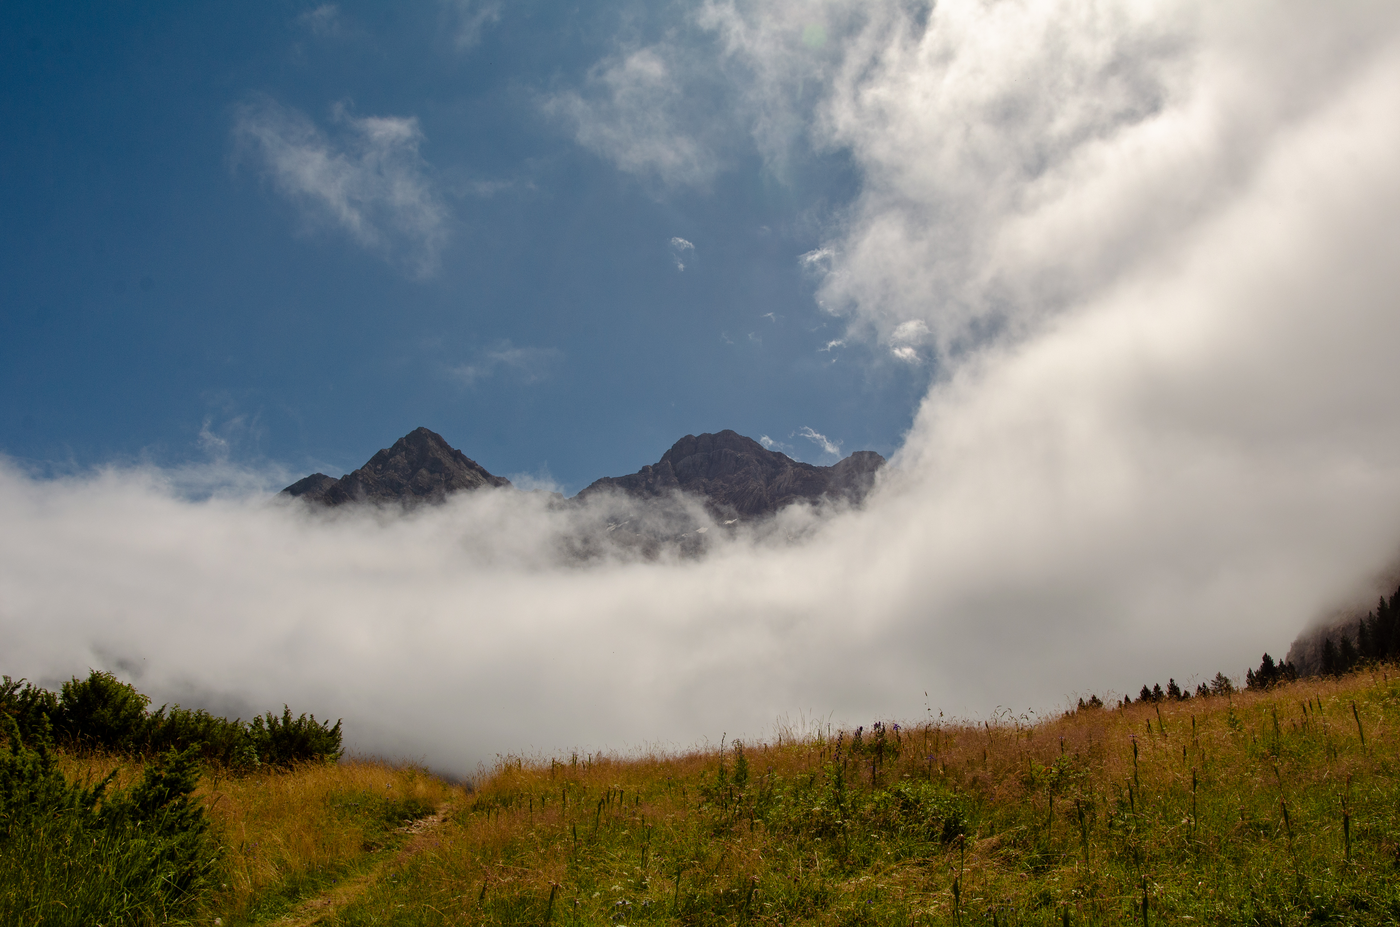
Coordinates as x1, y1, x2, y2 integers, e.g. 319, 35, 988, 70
8, 667, 1400, 925
329, 668, 1400, 926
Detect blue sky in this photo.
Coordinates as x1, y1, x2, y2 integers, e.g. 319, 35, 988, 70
1, 1, 926, 491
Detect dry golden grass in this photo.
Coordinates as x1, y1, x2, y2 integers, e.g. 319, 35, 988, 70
201, 758, 462, 922
324, 667, 1400, 925
51, 752, 461, 925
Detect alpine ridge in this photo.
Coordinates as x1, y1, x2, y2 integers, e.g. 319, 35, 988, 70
577, 429, 884, 518
281, 427, 885, 517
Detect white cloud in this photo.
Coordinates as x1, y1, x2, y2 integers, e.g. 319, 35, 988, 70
669, 236, 694, 270
443, 0, 502, 49
888, 319, 928, 363
232, 97, 449, 277
298, 4, 343, 38
448, 342, 563, 386
798, 248, 834, 273
758, 434, 794, 454
543, 49, 726, 189
797, 426, 842, 458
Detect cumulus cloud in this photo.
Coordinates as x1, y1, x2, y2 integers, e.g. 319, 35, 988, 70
447, 342, 563, 386
232, 97, 449, 276
6, 0, 1400, 777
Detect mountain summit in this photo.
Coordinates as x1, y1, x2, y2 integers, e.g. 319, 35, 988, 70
281, 427, 510, 506
577, 430, 884, 518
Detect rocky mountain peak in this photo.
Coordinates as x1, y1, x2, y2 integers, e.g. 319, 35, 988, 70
281, 426, 510, 506
578, 429, 884, 518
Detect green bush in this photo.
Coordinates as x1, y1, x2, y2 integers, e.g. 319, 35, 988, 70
54, 670, 150, 751
0, 716, 217, 925
248, 706, 344, 768
0, 676, 58, 746
1, 671, 342, 770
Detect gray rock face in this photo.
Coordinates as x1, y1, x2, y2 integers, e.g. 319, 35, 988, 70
577, 430, 885, 518
281, 427, 510, 506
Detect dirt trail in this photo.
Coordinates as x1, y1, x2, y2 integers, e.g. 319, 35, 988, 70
271, 805, 454, 927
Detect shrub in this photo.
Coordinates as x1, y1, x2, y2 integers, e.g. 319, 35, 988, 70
55, 670, 150, 751
0, 716, 217, 925
249, 706, 344, 767
2, 671, 342, 770
0, 675, 59, 745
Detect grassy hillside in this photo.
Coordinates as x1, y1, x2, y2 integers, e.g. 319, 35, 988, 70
325, 669, 1400, 926
6, 667, 1400, 925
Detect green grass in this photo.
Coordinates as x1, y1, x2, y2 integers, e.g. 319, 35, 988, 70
325, 668, 1400, 926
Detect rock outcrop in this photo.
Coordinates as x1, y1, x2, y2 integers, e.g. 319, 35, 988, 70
577, 430, 884, 518
281, 427, 510, 506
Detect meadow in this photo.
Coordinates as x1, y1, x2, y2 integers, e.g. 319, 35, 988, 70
4, 667, 1400, 925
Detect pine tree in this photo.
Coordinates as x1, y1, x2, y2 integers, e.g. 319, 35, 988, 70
1339, 634, 1358, 673
1322, 638, 1339, 677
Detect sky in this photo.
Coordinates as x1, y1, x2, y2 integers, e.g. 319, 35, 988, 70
1, 0, 922, 488
4, 0, 1400, 775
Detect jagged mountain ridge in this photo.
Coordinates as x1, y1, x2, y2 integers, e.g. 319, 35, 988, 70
281, 427, 885, 517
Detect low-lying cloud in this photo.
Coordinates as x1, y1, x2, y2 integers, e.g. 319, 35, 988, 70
5, 0, 1400, 777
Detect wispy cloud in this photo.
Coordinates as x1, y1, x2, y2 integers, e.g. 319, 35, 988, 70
232, 97, 449, 277
758, 434, 794, 455
297, 4, 344, 38
443, 0, 502, 49
669, 236, 694, 271
797, 426, 841, 459
448, 342, 563, 386
543, 49, 726, 189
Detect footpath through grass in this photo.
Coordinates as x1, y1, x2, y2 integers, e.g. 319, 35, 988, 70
327, 669, 1400, 926
6, 753, 459, 926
